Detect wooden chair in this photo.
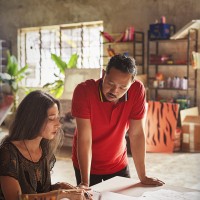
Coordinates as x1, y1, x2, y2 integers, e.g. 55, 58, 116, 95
19, 189, 91, 200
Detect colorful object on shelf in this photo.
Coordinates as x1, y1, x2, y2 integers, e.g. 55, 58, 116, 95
158, 80, 164, 88
172, 76, 180, 89
107, 45, 116, 57
111, 26, 135, 42
170, 76, 188, 90
149, 23, 175, 40
120, 26, 135, 42
100, 26, 135, 43
153, 73, 165, 88
161, 16, 166, 24
180, 77, 188, 90
100, 31, 114, 42
155, 72, 164, 81
145, 101, 179, 153
150, 54, 172, 64
192, 51, 200, 69
123, 52, 129, 57
153, 80, 158, 88
175, 99, 190, 110
167, 77, 172, 88
174, 94, 190, 110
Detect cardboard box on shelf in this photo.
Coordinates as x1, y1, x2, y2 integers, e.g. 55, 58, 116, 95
180, 107, 199, 126
181, 115, 200, 152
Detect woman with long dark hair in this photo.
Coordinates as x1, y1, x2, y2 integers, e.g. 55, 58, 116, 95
0, 90, 91, 200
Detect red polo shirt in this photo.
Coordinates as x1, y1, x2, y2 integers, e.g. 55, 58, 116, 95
71, 78, 146, 174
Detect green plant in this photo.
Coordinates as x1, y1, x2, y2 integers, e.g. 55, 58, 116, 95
0, 51, 29, 111
43, 53, 79, 98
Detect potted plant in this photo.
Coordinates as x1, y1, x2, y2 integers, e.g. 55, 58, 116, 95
0, 51, 29, 111
43, 53, 79, 98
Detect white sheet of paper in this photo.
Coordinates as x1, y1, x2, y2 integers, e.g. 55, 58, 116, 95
140, 189, 200, 200
92, 189, 200, 200
99, 191, 137, 200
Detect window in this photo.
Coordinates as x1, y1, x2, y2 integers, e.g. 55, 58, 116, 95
18, 21, 103, 87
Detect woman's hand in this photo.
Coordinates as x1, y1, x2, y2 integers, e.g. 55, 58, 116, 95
52, 182, 93, 199
59, 188, 93, 200
77, 182, 91, 191
51, 182, 76, 190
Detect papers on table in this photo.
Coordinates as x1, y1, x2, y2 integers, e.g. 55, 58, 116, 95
141, 189, 200, 200
93, 189, 200, 200
93, 191, 135, 200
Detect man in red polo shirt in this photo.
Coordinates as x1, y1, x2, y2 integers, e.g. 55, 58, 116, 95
71, 54, 164, 188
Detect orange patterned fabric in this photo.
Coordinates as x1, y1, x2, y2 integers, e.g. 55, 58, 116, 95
145, 101, 179, 152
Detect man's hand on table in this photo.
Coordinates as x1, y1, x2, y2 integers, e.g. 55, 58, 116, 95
141, 176, 165, 186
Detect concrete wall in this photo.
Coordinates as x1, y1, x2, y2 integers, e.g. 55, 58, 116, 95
0, 0, 200, 108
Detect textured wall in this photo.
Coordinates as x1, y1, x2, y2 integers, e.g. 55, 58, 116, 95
0, 0, 200, 108
1, 0, 200, 53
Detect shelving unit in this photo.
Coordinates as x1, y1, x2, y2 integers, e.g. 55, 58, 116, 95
0, 40, 11, 73
101, 31, 145, 74
0, 40, 12, 109
147, 29, 198, 108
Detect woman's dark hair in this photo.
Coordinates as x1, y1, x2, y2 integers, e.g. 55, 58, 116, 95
2, 90, 63, 154
106, 54, 137, 77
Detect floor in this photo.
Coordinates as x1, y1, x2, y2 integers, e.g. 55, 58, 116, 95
53, 146, 200, 191
1, 127, 200, 191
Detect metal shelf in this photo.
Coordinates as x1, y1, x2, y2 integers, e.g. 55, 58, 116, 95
147, 29, 198, 106
101, 31, 145, 74
0, 40, 12, 73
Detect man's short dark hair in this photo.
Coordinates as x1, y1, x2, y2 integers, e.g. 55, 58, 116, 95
106, 54, 137, 76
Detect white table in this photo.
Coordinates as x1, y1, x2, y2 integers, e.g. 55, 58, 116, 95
91, 176, 200, 200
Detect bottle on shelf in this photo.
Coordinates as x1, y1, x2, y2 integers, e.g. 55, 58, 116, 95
167, 77, 172, 88
107, 45, 116, 57
180, 77, 188, 90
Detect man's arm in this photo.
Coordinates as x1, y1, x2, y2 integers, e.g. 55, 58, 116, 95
76, 117, 92, 188
128, 119, 164, 186
128, 119, 146, 181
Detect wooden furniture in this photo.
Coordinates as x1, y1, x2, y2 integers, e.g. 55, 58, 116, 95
19, 190, 60, 200
19, 189, 90, 200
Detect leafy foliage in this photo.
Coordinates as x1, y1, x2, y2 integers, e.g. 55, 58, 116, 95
0, 51, 29, 111
43, 53, 79, 98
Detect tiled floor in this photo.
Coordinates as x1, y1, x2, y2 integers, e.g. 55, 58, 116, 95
53, 146, 200, 190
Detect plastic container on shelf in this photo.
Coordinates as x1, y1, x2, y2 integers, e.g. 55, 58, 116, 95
167, 77, 172, 88
182, 77, 188, 90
